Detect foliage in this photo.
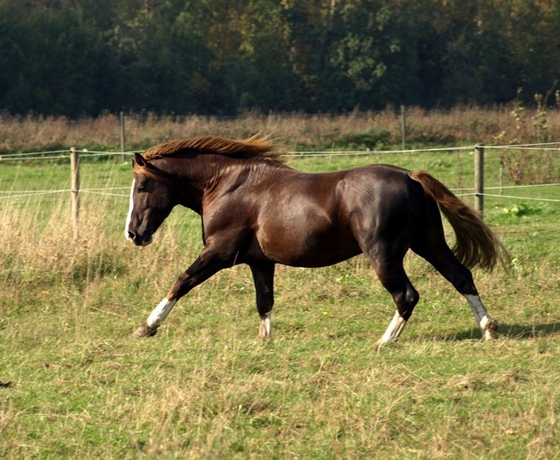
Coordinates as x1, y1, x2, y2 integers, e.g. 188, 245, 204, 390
1, 0, 560, 116
501, 203, 542, 217
497, 92, 560, 184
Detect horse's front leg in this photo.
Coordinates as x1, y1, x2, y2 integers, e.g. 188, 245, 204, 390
133, 252, 226, 338
249, 263, 275, 339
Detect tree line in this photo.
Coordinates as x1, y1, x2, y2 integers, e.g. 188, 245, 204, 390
1, 0, 559, 118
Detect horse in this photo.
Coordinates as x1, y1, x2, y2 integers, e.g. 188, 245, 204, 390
125, 135, 508, 343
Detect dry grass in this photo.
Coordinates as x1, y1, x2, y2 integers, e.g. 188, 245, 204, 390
2, 105, 560, 154
1, 136, 560, 458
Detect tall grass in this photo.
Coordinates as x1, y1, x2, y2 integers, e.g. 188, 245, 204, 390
2, 105, 560, 154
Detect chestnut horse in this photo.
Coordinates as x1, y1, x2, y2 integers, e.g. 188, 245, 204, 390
125, 136, 507, 342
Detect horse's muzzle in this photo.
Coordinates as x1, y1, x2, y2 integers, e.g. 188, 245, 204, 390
127, 230, 153, 246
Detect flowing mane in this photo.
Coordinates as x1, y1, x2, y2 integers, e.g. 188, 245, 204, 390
142, 135, 286, 162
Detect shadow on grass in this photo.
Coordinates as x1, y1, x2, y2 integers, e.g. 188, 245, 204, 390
438, 322, 560, 342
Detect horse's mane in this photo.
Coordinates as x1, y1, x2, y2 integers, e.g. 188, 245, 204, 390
142, 135, 286, 162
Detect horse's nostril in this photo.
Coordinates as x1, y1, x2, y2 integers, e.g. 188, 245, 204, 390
127, 231, 136, 241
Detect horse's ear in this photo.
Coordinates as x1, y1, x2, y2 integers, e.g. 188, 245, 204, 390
134, 152, 147, 167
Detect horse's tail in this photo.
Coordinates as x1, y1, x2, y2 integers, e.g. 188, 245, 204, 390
410, 170, 509, 271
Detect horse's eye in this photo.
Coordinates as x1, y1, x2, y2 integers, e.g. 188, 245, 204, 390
137, 184, 146, 192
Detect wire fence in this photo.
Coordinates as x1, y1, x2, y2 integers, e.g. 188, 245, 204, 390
1, 142, 560, 203
2, 140, 560, 159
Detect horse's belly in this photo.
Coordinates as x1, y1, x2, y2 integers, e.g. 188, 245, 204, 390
257, 227, 361, 268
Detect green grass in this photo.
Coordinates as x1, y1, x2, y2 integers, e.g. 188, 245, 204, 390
1, 150, 560, 459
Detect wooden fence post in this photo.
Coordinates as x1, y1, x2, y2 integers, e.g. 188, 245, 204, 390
400, 105, 406, 150
70, 147, 80, 239
120, 111, 126, 162
499, 160, 504, 195
474, 144, 484, 216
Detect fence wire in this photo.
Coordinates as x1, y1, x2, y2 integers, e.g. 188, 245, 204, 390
1, 142, 560, 203
2, 141, 560, 161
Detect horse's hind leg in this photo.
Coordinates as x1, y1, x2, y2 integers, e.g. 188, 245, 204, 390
367, 252, 420, 344
412, 239, 498, 340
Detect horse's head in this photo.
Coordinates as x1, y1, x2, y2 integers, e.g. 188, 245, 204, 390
125, 153, 177, 246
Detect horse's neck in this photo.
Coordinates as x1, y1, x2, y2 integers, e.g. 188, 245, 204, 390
170, 155, 241, 212
172, 155, 289, 208
186, 156, 290, 207
178, 155, 230, 187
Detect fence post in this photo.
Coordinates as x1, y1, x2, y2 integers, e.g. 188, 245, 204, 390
120, 111, 126, 162
499, 160, 504, 195
70, 147, 80, 239
400, 105, 406, 150
474, 144, 484, 216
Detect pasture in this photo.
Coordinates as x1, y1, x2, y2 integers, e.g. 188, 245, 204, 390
1, 142, 560, 458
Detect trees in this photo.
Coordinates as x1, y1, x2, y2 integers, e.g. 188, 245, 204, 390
0, 0, 558, 116
0, 0, 110, 116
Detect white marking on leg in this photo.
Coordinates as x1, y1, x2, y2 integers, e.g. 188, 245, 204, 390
125, 179, 135, 241
147, 297, 177, 329
464, 294, 498, 340
259, 312, 272, 339
378, 311, 407, 344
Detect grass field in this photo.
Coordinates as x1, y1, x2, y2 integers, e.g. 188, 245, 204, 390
1, 128, 560, 458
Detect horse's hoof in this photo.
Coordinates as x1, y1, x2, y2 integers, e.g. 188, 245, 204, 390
482, 318, 498, 340
133, 322, 157, 338
487, 318, 499, 332
376, 338, 398, 350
